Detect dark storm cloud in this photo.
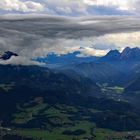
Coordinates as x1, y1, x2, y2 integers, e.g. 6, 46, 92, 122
0, 15, 140, 39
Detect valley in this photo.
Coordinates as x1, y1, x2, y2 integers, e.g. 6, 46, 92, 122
0, 47, 140, 140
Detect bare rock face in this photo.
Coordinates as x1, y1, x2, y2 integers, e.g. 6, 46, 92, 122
0, 51, 18, 60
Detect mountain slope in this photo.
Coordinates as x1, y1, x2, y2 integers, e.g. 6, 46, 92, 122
125, 76, 140, 92
0, 64, 102, 128
0, 65, 100, 95
100, 50, 121, 62
63, 62, 126, 86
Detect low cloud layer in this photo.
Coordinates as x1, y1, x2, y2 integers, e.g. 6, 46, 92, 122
0, 15, 140, 65
0, 56, 44, 66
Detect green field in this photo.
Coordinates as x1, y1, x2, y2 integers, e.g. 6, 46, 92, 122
16, 127, 140, 140
16, 123, 115, 140
9, 95, 140, 140
101, 86, 124, 94
11, 101, 140, 140
0, 82, 15, 92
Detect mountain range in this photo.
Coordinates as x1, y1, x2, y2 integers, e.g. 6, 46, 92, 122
44, 47, 138, 87
1, 47, 140, 138
35, 51, 98, 68
36, 47, 140, 66
34, 47, 140, 91
100, 47, 140, 62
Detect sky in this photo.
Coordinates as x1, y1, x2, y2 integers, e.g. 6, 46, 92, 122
0, 0, 139, 15
0, 0, 140, 65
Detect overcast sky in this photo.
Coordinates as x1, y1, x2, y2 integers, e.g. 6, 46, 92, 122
0, 0, 140, 65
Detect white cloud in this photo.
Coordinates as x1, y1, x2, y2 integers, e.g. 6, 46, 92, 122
0, 56, 45, 66
44, 0, 140, 15
0, 0, 140, 15
83, 0, 140, 14
103, 32, 140, 47
44, 0, 88, 15
0, 0, 44, 12
83, 0, 130, 10
78, 47, 108, 57
0, 0, 140, 16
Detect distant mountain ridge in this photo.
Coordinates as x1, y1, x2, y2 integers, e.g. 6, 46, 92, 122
36, 51, 99, 68
100, 47, 140, 62
35, 47, 140, 68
